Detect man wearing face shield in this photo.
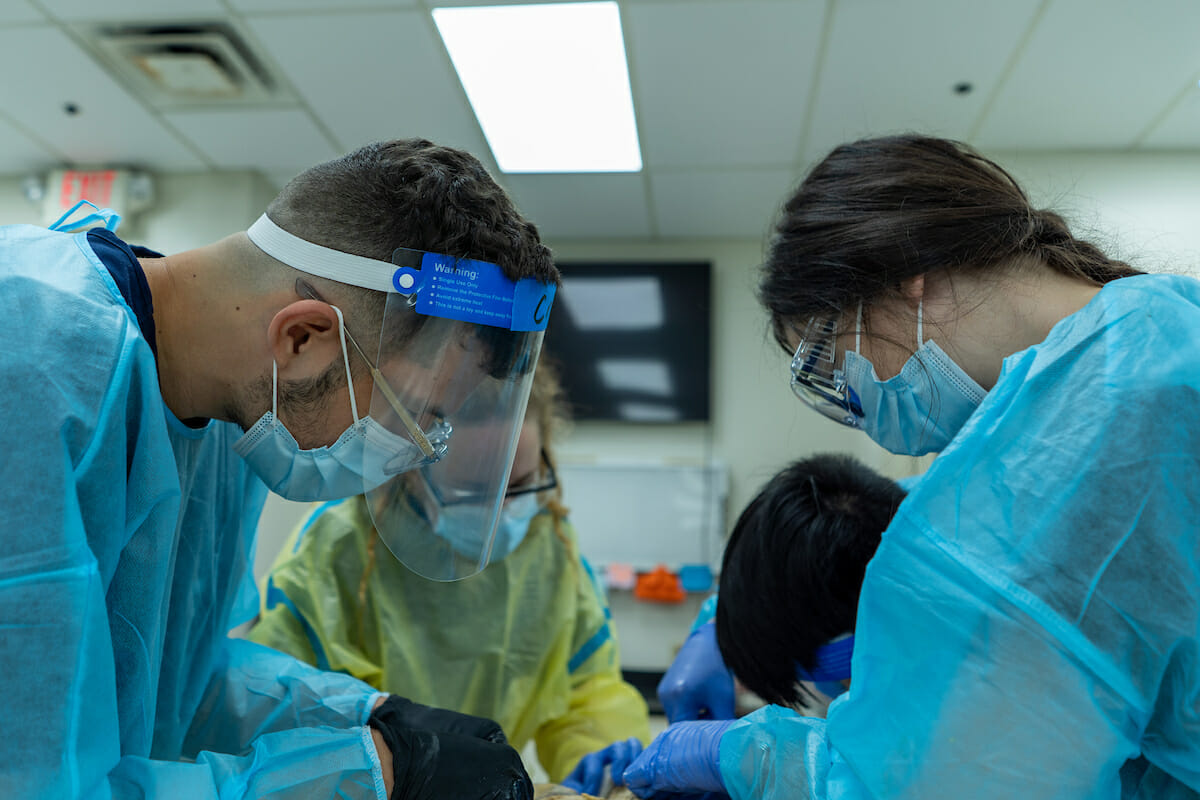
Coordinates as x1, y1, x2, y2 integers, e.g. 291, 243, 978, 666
0, 139, 557, 800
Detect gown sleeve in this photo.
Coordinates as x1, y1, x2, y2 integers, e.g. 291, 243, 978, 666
0, 313, 388, 799
534, 554, 651, 781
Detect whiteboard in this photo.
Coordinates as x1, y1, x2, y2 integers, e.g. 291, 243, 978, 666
557, 460, 728, 570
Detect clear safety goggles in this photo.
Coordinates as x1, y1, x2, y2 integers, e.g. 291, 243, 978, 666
790, 314, 864, 428
247, 214, 556, 580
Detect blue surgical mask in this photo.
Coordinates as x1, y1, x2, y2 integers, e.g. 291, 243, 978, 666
842, 301, 985, 456
49, 199, 121, 233
233, 307, 436, 501
436, 493, 541, 562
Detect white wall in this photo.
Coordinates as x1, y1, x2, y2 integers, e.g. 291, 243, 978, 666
999, 150, 1200, 275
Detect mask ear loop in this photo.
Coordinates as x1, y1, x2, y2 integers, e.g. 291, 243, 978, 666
328, 305, 360, 423
917, 299, 924, 348
855, 302, 863, 353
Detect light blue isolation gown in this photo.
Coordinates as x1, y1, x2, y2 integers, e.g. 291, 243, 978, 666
0, 224, 387, 798
720, 274, 1200, 799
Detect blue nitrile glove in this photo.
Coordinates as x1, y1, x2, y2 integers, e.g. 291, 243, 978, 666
561, 737, 644, 795
657, 621, 735, 723
623, 720, 734, 796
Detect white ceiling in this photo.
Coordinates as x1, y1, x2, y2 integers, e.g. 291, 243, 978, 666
1, 0, 1197, 240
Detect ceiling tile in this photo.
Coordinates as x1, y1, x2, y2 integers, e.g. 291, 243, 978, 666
0, 1, 45, 23
0, 116, 58, 173
501, 173, 651, 239
975, 0, 1200, 149
163, 108, 339, 170
650, 168, 796, 239
0, 26, 207, 170
1141, 85, 1200, 149
626, 0, 825, 169
244, 11, 493, 162
804, 0, 1041, 165
37, 0, 226, 20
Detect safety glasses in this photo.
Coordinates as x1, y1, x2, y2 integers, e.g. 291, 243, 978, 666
790, 314, 864, 428
425, 448, 557, 508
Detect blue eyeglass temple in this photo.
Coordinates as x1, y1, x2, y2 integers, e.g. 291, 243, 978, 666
795, 634, 854, 683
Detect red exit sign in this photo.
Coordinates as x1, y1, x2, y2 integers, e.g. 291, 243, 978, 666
58, 170, 117, 209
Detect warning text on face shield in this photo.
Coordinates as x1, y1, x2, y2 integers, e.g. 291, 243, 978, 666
415, 254, 517, 329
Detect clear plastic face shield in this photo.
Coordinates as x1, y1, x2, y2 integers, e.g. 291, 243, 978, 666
246, 214, 556, 580
789, 313, 864, 428
369, 405, 554, 579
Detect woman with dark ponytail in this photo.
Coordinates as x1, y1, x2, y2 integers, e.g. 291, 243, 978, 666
626, 134, 1200, 800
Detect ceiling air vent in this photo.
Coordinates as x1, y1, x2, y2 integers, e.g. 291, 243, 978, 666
85, 22, 293, 109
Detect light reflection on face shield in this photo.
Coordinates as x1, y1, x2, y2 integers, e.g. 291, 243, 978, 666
297, 280, 449, 459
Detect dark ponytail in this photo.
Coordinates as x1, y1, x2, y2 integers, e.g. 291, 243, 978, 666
1022, 208, 1139, 286
759, 134, 1141, 350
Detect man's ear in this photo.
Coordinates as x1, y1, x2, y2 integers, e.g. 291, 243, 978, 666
899, 273, 925, 310
267, 299, 342, 376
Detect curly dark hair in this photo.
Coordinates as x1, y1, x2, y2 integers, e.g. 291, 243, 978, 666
267, 139, 558, 378
269, 139, 556, 284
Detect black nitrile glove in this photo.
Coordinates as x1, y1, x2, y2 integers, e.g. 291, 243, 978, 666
371, 694, 507, 744
369, 719, 533, 800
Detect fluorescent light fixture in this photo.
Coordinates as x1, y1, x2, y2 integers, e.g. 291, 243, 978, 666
596, 358, 673, 397
432, 2, 642, 173
560, 276, 663, 329
617, 402, 681, 423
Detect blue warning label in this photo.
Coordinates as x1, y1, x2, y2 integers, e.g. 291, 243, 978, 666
412, 252, 554, 331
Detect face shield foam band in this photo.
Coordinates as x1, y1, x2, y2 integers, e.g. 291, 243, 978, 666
246, 213, 555, 332
795, 633, 855, 683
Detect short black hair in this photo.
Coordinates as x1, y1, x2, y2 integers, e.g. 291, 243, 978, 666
714, 453, 906, 707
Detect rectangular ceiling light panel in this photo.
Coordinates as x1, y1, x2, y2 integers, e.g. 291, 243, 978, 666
433, 2, 642, 173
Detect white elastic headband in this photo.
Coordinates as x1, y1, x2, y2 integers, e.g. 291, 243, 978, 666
246, 213, 398, 293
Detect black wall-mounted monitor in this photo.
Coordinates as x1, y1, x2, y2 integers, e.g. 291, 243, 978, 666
542, 261, 712, 423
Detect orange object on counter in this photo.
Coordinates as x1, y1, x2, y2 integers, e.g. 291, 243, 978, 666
633, 565, 686, 603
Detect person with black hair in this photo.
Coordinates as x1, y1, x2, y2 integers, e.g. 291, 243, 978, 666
622, 455, 905, 798
714, 453, 905, 710
628, 132, 1200, 800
